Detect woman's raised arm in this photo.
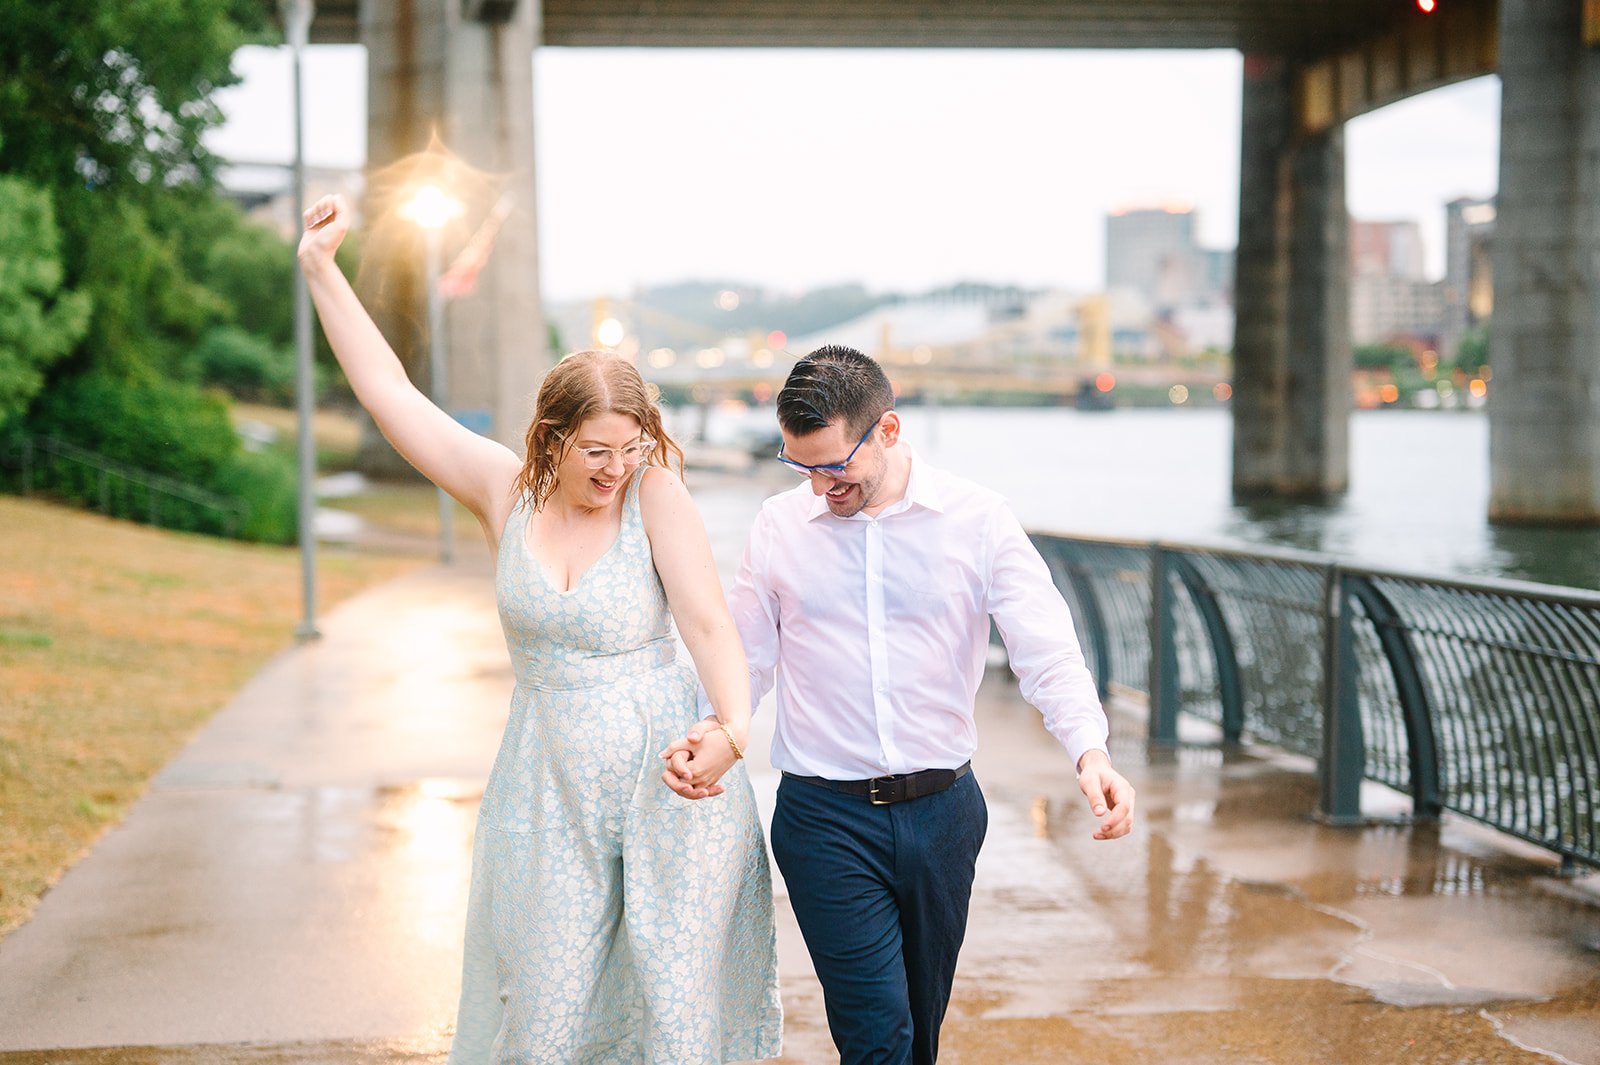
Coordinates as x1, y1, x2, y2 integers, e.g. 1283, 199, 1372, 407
298, 194, 520, 524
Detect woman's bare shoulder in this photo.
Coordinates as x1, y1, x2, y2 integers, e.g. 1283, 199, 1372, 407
636, 464, 697, 528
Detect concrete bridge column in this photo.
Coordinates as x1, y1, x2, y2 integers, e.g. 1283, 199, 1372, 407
1489, 0, 1600, 524
1232, 56, 1351, 500
358, 0, 546, 477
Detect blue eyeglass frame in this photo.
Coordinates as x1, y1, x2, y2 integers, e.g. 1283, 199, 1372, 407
775, 422, 878, 476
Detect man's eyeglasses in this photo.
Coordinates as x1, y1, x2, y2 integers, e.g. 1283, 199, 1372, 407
776, 423, 876, 477
567, 438, 655, 470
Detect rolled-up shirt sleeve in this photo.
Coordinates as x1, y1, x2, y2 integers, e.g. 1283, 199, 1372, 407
983, 503, 1109, 771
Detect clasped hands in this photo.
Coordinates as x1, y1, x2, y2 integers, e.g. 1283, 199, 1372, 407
661, 724, 1138, 842
658, 718, 741, 800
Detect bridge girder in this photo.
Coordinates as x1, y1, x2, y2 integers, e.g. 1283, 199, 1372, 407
291, 0, 1450, 59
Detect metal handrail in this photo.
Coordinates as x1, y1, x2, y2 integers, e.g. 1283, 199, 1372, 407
1027, 531, 1600, 874
0, 434, 249, 537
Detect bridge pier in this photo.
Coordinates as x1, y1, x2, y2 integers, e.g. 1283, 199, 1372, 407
1231, 56, 1351, 501
357, 0, 547, 478
1488, 0, 1600, 524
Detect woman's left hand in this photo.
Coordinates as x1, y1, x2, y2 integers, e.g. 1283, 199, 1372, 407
659, 723, 738, 799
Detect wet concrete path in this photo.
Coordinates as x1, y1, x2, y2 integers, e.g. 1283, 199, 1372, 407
2, 476, 1597, 1064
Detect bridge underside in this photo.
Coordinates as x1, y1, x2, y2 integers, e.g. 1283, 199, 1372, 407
286, 0, 1600, 523
310, 1, 1417, 54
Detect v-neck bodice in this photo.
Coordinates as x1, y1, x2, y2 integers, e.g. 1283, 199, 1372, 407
495, 467, 675, 691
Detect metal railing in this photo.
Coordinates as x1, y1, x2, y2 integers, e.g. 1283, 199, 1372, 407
1032, 533, 1600, 874
0, 434, 249, 538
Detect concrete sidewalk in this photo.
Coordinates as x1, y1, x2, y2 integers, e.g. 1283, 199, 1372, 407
2, 478, 1598, 1064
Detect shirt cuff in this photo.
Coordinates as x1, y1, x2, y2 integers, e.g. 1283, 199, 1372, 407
1068, 740, 1110, 774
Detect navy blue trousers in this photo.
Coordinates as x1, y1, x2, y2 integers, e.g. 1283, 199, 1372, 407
770, 770, 987, 1065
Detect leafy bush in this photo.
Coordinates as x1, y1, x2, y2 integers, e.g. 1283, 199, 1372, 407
22, 369, 297, 542
195, 325, 295, 404
199, 215, 295, 348
211, 448, 297, 544
29, 371, 236, 484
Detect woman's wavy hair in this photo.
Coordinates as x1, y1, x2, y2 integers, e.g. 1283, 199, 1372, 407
513, 350, 685, 511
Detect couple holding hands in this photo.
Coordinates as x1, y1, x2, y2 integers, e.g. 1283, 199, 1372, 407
298, 194, 1134, 1065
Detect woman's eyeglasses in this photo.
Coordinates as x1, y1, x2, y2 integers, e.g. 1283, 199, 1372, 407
568, 439, 655, 470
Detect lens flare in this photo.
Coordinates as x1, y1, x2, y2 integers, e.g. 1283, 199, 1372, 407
356, 133, 521, 324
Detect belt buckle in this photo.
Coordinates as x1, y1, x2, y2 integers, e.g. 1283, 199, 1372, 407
868, 775, 899, 805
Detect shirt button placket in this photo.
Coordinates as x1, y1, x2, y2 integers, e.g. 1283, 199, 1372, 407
865, 518, 895, 769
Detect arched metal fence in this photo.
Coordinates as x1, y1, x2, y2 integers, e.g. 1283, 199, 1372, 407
1031, 533, 1600, 874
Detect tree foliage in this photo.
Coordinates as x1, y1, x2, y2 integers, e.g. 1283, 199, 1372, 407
0, 0, 266, 195
1353, 343, 1415, 374
1455, 327, 1489, 374
0, 1, 316, 539
0, 175, 91, 426
0, 0, 271, 383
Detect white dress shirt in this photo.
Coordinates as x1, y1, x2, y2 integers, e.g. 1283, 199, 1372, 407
722, 448, 1108, 780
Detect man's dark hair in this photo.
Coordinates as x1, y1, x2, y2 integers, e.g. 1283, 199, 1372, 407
776, 345, 894, 437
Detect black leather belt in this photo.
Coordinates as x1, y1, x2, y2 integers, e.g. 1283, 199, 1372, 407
782, 762, 971, 805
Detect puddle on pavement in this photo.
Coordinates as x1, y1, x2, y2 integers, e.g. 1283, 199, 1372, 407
960, 718, 1600, 1064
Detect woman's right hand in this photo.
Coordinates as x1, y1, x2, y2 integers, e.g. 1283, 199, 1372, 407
298, 193, 350, 266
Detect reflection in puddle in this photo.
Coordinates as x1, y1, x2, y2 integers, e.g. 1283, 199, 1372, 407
376, 780, 480, 947
1030, 795, 1050, 838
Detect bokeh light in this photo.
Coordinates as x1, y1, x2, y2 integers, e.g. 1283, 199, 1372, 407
398, 184, 464, 231
596, 317, 626, 348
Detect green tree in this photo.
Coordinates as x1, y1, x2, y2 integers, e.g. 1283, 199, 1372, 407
0, 0, 269, 384
1455, 327, 1489, 375
58, 187, 227, 380
0, 0, 265, 196
201, 214, 296, 348
0, 175, 90, 426
1353, 343, 1415, 373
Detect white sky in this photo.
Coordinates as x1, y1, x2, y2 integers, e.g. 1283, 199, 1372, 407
207, 45, 1501, 301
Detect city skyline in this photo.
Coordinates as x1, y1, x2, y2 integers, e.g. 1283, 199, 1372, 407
209, 46, 1501, 301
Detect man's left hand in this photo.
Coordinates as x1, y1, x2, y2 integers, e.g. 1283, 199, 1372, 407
1076, 749, 1135, 840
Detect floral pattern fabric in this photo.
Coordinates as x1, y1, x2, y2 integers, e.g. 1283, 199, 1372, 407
447, 467, 782, 1065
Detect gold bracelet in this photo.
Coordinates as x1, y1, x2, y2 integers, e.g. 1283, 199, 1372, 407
718, 721, 745, 760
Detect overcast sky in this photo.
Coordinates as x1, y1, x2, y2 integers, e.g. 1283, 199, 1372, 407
207, 45, 1501, 301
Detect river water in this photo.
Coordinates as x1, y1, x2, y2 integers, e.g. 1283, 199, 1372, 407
691, 405, 1600, 592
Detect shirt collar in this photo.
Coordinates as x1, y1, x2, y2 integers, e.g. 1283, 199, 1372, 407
805, 443, 946, 522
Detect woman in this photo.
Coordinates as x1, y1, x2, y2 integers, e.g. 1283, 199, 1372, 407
297, 195, 781, 1064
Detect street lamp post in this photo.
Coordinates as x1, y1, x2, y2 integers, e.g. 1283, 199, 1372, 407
281, 0, 319, 641
400, 184, 464, 564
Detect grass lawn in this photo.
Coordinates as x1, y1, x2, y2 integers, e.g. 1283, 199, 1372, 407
0, 495, 427, 936
231, 401, 363, 470
329, 481, 485, 540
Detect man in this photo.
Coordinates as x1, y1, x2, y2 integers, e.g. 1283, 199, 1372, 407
664, 345, 1134, 1065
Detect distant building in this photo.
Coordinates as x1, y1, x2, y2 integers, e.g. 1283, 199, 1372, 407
1106, 205, 1205, 307
1350, 220, 1426, 281
1350, 274, 1445, 348
219, 164, 366, 239
1441, 196, 1495, 358
1103, 204, 1234, 356
1201, 247, 1235, 303
1347, 216, 1444, 345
